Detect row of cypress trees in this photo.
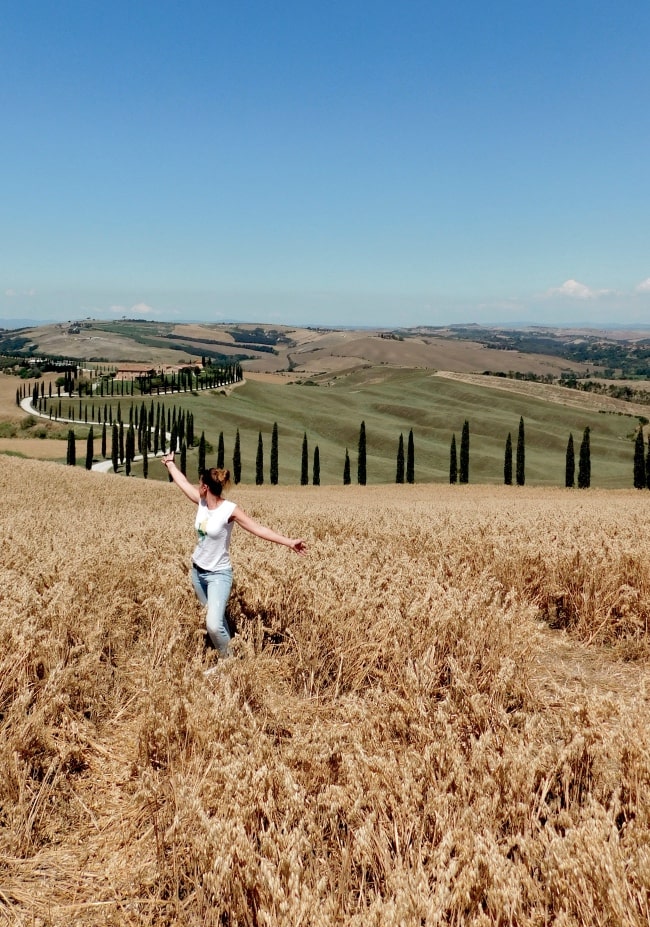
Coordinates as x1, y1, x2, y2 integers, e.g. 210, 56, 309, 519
17, 363, 242, 403
450, 418, 592, 488
187, 418, 595, 487
61, 413, 602, 491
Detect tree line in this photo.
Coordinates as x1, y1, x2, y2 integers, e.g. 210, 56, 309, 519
42, 402, 640, 491
174, 418, 596, 488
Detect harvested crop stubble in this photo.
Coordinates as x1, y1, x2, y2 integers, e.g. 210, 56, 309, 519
0, 459, 649, 926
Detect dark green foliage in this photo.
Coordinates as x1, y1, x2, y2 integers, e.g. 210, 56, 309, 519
406, 429, 415, 484
126, 424, 135, 476
270, 423, 278, 485
101, 422, 107, 459
449, 434, 457, 484
217, 431, 225, 469
357, 421, 366, 485
233, 429, 241, 484
180, 441, 187, 476
85, 427, 94, 471
256, 432, 264, 485
459, 421, 469, 484
119, 422, 125, 465
396, 433, 405, 483
301, 433, 308, 486
313, 446, 320, 486
516, 417, 525, 486
142, 445, 148, 479
635, 428, 646, 488
66, 430, 76, 467
198, 431, 206, 476
578, 426, 591, 489
343, 448, 351, 485
565, 433, 575, 488
504, 432, 513, 485
111, 423, 119, 472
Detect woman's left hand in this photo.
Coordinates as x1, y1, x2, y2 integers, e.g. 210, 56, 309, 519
290, 539, 308, 555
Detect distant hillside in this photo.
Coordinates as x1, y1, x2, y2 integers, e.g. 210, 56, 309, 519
0, 318, 614, 378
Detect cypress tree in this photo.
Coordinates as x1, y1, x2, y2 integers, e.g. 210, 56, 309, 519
313, 445, 320, 486
449, 434, 457, 484
198, 431, 206, 476
217, 431, 225, 469
66, 429, 76, 466
634, 428, 646, 488
233, 429, 241, 484
566, 433, 576, 488
126, 424, 135, 476
357, 421, 367, 485
343, 448, 351, 485
256, 431, 264, 485
159, 418, 166, 455
504, 432, 513, 485
396, 433, 405, 483
85, 427, 94, 470
577, 426, 591, 489
101, 422, 107, 458
516, 416, 525, 486
180, 440, 187, 476
459, 421, 469, 484
301, 433, 309, 486
142, 445, 148, 479
406, 428, 415, 484
270, 423, 278, 485
119, 421, 125, 465
111, 423, 119, 472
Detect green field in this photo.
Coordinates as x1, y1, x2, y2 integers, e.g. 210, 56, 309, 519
73, 367, 642, 488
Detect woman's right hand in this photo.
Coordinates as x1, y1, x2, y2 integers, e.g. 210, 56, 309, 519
161, 452, 175, 467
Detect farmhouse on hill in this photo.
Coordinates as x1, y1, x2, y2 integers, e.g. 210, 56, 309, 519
112, 364, 157, 381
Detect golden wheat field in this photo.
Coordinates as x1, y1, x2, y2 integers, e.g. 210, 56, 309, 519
1, 457, 650, 926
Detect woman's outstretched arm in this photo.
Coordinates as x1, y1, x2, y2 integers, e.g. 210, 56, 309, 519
231, 506, 307, 555
161, 452, 201, 504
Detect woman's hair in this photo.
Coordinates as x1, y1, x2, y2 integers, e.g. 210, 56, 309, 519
200, 467, 231, 497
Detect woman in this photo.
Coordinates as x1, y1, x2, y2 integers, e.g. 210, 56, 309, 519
161, 451, 307, 657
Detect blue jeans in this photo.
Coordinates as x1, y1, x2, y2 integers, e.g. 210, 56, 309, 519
190, 565, 234, 656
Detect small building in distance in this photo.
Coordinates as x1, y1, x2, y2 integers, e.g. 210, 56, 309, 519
113, 364, 157, 382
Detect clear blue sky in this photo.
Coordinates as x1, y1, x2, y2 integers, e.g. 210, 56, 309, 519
2, 1, 649, 328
